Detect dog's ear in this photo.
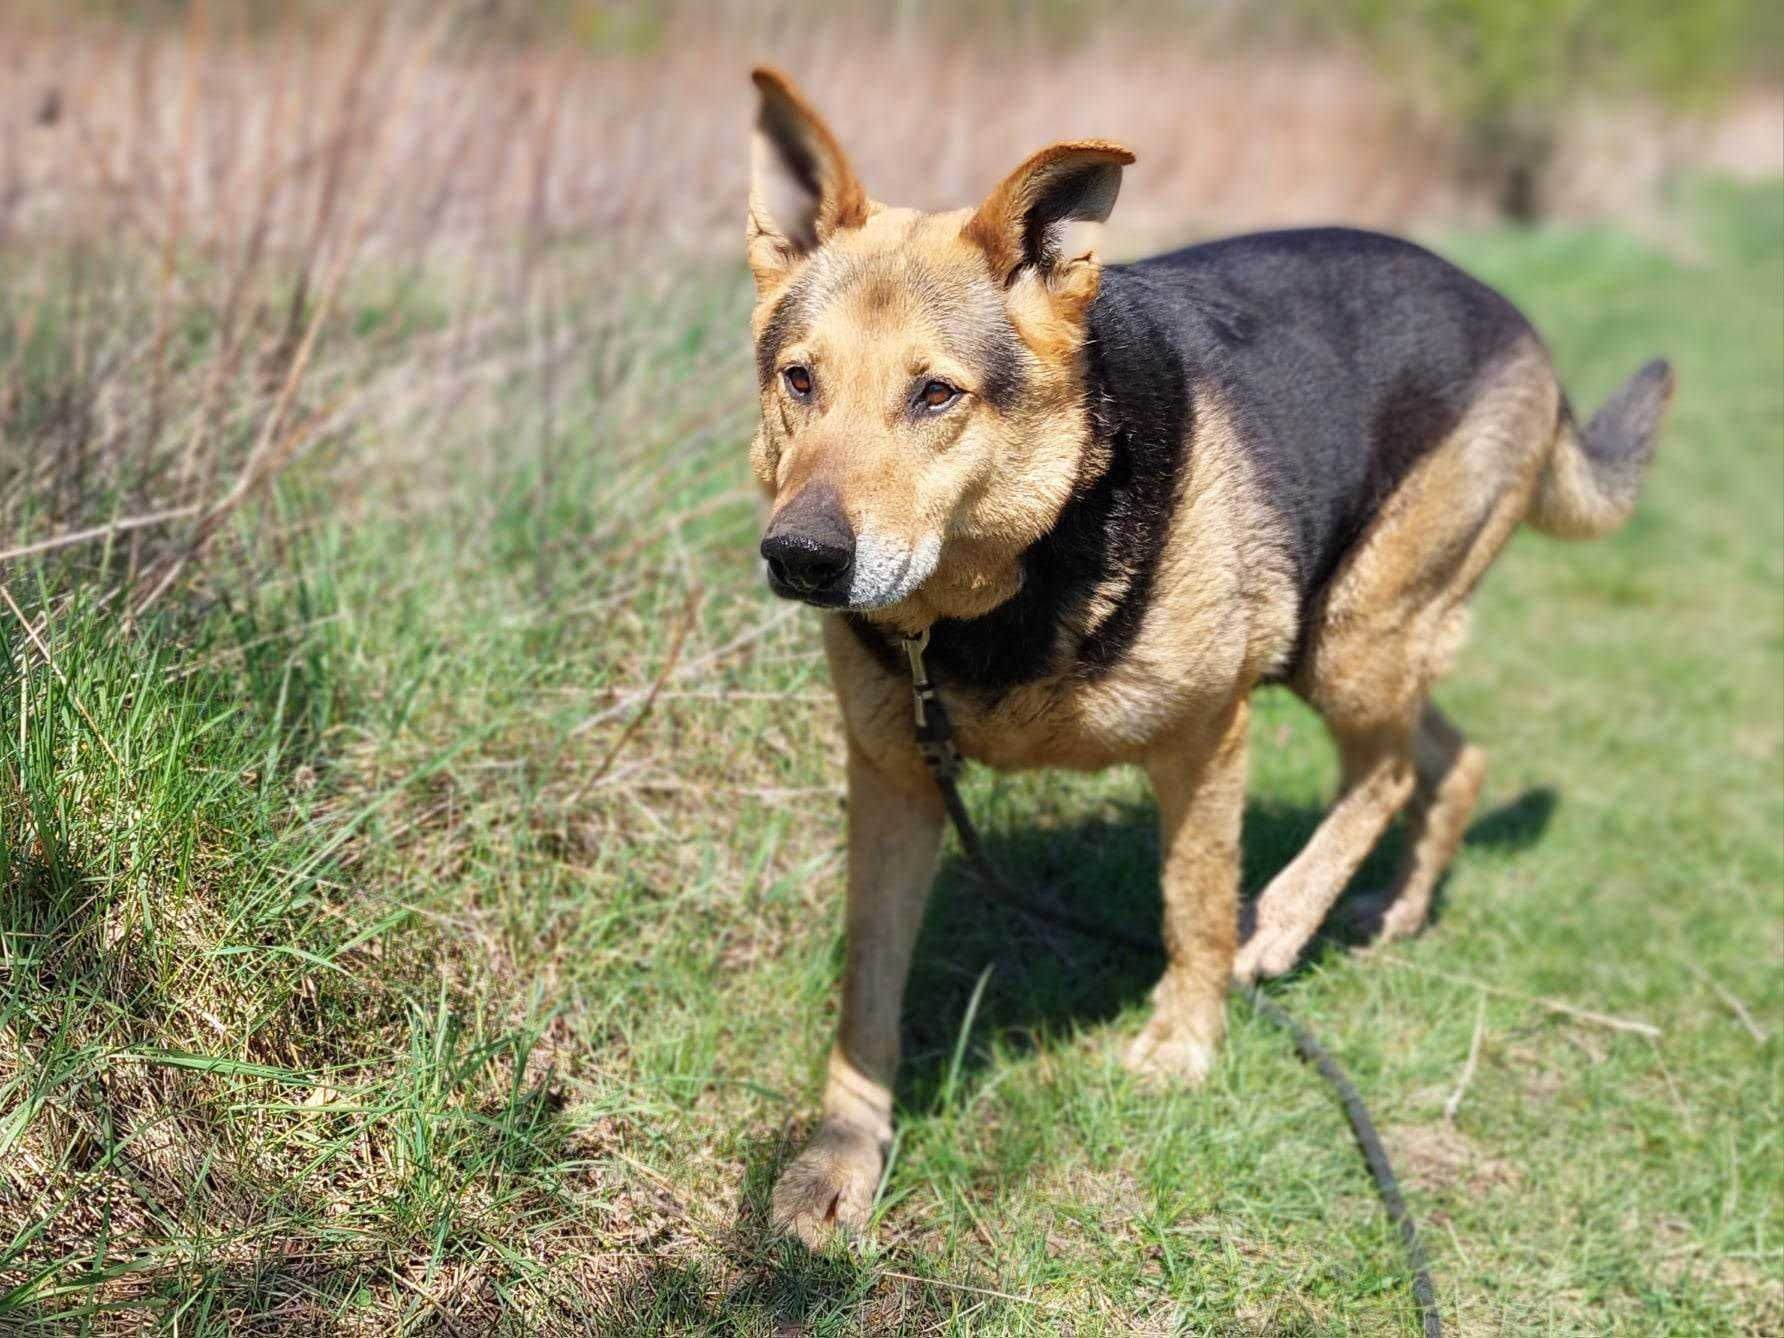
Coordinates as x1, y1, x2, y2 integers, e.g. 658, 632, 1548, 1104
748, 68, 868, 290
965, 141, 1133, 292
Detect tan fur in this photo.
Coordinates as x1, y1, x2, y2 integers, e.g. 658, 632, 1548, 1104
751, 206, 1093, 630
1126, 697, 1251, 1080
747, 68, 868, 291
747, 72, 1578, 1246
1234, 334, 1556, 981
964, 139, 1134, 288
1527, 414, 1632, 539
770, 738, 941, 1240
1527, 360, 1674, 539
821, 392, 1295, 777
1343, 704, 1488, 947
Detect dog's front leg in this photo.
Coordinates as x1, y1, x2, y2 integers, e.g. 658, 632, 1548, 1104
1125, 698, 1249, 1082
771, 739, 942, 1246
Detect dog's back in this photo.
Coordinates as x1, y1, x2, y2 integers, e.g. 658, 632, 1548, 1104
1097, 229, 1543, 612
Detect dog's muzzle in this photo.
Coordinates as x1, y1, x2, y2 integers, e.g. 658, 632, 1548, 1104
760, 488, 855, 604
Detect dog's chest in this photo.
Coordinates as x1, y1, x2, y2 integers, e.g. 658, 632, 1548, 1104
943, 655, 1215, 771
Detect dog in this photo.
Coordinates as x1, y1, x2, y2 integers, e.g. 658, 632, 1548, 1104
742, 67, 1672, 1245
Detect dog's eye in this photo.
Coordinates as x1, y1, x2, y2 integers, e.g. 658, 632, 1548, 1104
782, 365, 813, 400
919, 379, 960, 412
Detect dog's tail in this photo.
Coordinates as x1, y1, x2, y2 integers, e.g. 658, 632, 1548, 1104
1526, 358, 1674, 540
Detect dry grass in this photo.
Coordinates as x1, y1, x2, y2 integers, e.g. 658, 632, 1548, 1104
6, 5, 1772, 256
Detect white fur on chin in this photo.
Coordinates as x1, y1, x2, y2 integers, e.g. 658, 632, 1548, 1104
846, 532, 940, 610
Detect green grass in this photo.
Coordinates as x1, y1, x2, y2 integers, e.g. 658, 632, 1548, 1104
2, 179, 1780, 1333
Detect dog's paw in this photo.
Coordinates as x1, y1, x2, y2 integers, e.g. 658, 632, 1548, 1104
1359, 897, 1432, 953
1369, 898, 1430, 946
1232, 916, 1311, 984
1122, 988, 1224, 1084
1123, 1023, 1218, 1084
770, 1120, 885, 1247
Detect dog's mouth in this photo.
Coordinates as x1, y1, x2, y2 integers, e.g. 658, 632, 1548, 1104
763, 566, 854, 608
759, 532, 941, 612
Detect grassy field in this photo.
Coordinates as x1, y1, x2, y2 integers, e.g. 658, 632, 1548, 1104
2, 175, 1780, 1333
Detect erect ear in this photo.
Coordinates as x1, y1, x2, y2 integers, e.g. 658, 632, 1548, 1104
747, 67, 869, 288
964, 141, 1134, 287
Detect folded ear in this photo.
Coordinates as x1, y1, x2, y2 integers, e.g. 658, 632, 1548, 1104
748, 67, 868, 287
965, 141, 1134, 287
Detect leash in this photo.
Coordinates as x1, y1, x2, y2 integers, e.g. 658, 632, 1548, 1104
899, 630, 1443, 1337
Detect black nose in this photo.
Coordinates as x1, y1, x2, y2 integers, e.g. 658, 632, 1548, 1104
760, 490, 855, 598
761, 529, 854, 595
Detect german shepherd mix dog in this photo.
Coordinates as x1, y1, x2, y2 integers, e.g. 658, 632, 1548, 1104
743, 68, 1672, 1243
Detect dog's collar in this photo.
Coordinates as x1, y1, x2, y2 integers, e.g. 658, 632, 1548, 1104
898, 630, 963, 784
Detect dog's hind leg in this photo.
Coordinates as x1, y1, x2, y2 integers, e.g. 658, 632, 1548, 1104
1235, 341, 1558, 985
771, 740, 941, 1246
1233, 713, 1419, 984
1348, 703, 1486, 948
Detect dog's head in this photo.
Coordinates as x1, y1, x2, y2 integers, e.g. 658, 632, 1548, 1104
746, 68, 1132, 629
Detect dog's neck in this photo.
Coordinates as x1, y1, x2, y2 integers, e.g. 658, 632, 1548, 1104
845, 424, 1171, 696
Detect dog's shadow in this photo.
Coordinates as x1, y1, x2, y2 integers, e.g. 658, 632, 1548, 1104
894, 784, 1557, 1113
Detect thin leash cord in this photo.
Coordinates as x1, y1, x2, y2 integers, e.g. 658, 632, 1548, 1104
1241, 979, 1442, 1338
905, 634, 1442, 1337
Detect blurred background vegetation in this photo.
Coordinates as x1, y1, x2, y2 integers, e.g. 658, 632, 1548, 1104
8, 0, 1777, 232
1311, 0, 1774, 217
